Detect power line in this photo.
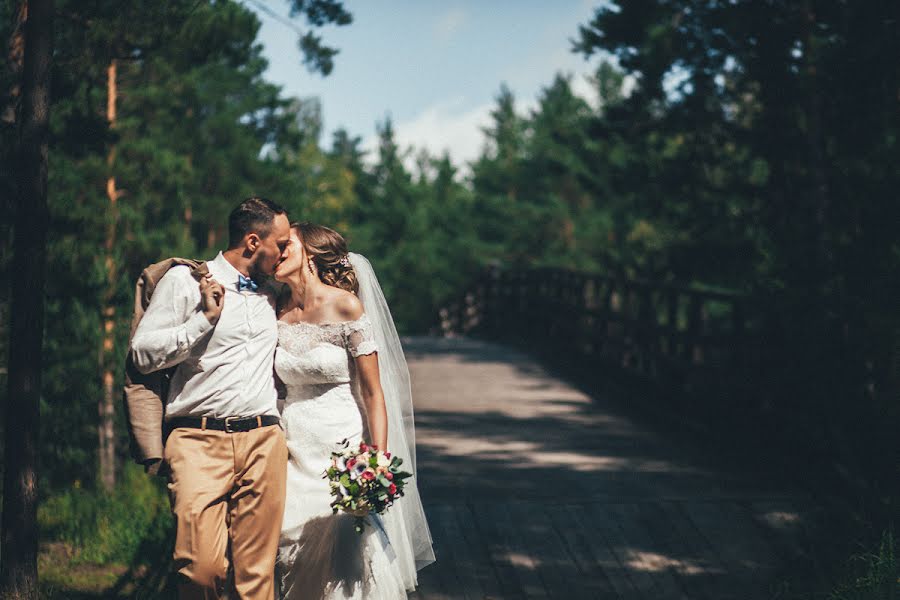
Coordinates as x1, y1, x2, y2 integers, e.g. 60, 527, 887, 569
241, 0, 306, 37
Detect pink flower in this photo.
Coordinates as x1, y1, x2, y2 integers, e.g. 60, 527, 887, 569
359, 442, 369, 452
384, 451, 391, 459
385, 472, 393, 481
347, 458, 357, 469
361, 471, 376, 481
388, 483, 397, 495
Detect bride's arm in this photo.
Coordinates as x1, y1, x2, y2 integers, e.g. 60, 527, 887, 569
337, 291, 388, 450
355, 353, 388, 451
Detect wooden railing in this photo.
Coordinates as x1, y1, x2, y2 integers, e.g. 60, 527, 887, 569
438, 266, 756, 409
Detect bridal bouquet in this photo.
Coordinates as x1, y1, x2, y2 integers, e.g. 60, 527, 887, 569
325, 439, 413, 533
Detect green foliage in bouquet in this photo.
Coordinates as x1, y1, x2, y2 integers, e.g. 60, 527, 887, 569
325, 440, 413, 534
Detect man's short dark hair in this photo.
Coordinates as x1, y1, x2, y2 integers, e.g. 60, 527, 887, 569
228, 197, 287, 248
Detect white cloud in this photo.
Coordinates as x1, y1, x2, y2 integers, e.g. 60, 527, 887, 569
363, 98, 494, 173
361, 73, 609, 176
434, 7, 467, 43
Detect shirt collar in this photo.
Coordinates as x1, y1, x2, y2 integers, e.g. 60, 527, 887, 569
209, 251, 250, 293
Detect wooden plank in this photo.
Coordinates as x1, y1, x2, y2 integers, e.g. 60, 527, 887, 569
451, 503, 504, 600
606, 502, 691, 600
679, 500, 773, 597
411, 503, 443, 600
747, 500, 834, 586
744, 500, 810, 564
654, 500, 741, 600
424, 503, 468, 599
712, 500, 806, 590
636, 501, 716, 600
708, 501, 783, 575
596, 501, 663, 599
413, 559, 453, 600
546, 504, 617, 598
430, 504, 485, 599
483, 502, 549, 598
469, 503, 526, 600
506, 502, 587, 599
565, 503, 638, 598
584, 502, 660, 599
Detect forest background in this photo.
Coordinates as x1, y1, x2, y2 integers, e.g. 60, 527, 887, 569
0, 0, 897, 596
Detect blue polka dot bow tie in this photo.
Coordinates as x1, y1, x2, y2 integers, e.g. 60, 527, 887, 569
238, 274, 258, 292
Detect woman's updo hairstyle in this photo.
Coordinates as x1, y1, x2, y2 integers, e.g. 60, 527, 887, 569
292, 222, 359, 295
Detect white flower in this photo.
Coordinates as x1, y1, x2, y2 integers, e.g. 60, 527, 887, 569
376, 454, 391, 468
335, 457, 347, 471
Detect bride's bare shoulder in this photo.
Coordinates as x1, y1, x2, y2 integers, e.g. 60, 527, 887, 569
332, 289, 363, 321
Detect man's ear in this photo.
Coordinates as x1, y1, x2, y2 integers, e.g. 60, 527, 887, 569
246, 233, 261, 252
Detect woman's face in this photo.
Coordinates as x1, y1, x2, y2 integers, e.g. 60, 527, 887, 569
274, 230, 306, 282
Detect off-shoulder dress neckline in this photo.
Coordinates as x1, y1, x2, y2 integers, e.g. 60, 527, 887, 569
276, 315, 368, 329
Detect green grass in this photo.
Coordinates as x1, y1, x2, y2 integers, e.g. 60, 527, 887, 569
39, 463, 171, 565
778, 528, 900, 600
827, 529, 899, 600
37, 463, 174, 597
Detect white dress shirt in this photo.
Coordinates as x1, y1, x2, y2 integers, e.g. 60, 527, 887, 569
130, 252, 280, 419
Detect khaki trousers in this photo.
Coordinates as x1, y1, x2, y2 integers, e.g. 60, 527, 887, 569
165, 423, 288, 599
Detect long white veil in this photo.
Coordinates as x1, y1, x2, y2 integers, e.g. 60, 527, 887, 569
349, 252, 435, 587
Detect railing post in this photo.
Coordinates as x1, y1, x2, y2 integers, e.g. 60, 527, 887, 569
666, 289, 679, 358
687, 294, 703, 366
637, 284, 655, 377
731, 299, 745, 369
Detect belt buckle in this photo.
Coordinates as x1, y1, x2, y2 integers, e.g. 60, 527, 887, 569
224, 416, 239, 434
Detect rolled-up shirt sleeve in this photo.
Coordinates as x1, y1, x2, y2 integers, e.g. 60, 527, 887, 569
130, 268, 214, 374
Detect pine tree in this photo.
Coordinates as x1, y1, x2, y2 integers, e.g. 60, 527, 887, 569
1, 0, 53, 594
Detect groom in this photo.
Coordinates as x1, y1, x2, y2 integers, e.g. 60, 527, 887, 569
130, 197, 291, 598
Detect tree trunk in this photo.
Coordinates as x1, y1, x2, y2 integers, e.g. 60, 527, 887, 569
99, 59, 119, 492
2, 2, 27, 126
1, 0, 53, 597
0, 4, 28, 382
184, 203, 193, 244
802, 1, 830, 283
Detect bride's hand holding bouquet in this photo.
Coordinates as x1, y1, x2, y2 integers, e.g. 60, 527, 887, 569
325, 439, 413, 533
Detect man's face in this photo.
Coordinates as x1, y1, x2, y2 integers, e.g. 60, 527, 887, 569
250, 214, 291, 278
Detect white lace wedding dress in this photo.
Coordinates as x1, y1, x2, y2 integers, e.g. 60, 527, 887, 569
275, 315, 408, 600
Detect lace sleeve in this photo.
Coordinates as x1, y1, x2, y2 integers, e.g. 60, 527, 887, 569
345, 314, 378, 357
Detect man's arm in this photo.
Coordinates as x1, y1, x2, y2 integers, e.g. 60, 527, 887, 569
130, 269, 223, 374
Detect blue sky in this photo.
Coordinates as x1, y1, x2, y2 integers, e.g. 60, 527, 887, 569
246, 0, 605, 168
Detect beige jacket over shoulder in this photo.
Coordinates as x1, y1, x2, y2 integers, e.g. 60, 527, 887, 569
123, 257, 208, 473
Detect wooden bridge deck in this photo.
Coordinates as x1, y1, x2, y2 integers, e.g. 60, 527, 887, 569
403, 336, 821, 600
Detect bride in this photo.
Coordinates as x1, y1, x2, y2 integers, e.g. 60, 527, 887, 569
272, 222, 434, 599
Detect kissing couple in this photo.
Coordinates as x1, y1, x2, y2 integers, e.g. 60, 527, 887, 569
125, 197, 435, 599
